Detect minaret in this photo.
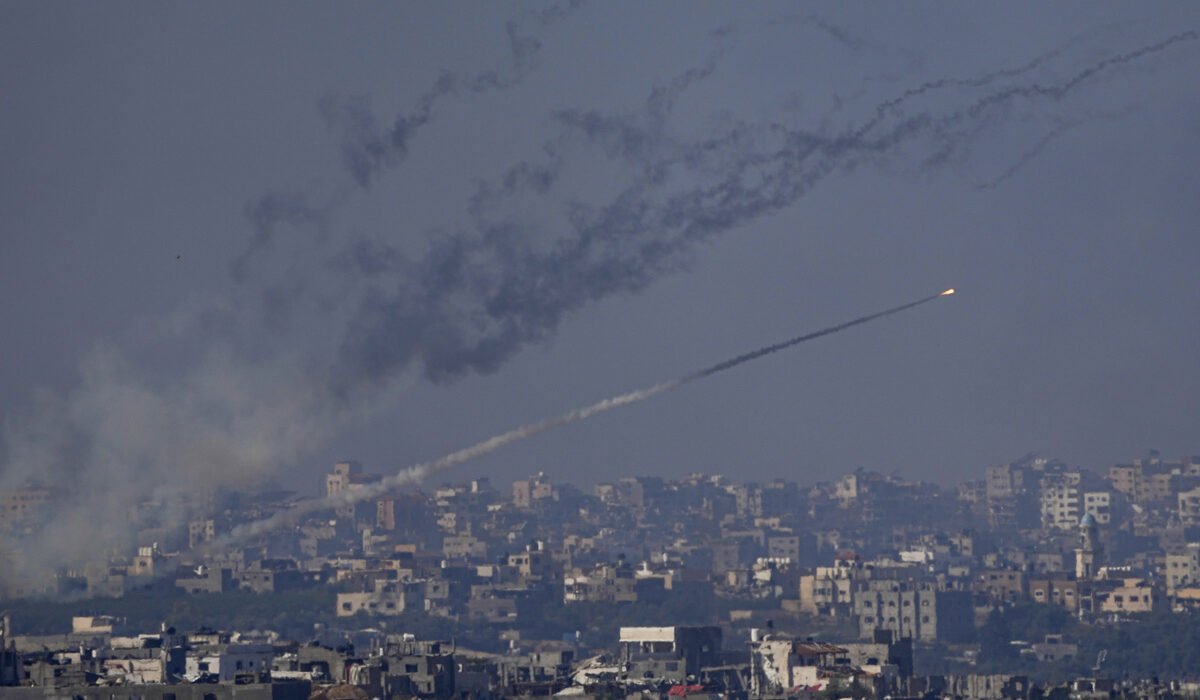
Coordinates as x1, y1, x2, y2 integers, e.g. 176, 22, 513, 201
1075, 512, 1102, 580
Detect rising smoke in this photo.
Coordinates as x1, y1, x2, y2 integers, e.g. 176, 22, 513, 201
0, 7, 1195, 592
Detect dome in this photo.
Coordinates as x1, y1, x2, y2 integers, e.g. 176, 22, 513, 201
1079, 512, 1097, 527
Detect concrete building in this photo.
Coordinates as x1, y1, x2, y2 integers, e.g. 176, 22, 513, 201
325, 461, 381, 521
1041, 483, 1083, 531
1029, 576, 1087, 612
512, 473, 556, 509
1040, 471, 1100, 531
1164, 544, 1200, 592
798, 555, 864, 616
564, 564, 636, 604
1109, 458, 1182, 506
442, 535, 487, 561
753, 638, 848, 693
336, 579, 423, 617
1082, 491, 1112, 525
185, 643, 274, 683
1097, 578, 1157, 614
752, 631, 912, 696
618, 626, 722, 682
1179, 486, 1200, 526
766, 534, 802, 564
852, 580, 973, 643
974, 569, 1027, 603
841, 631, 913, 679
377, 638, 456, 699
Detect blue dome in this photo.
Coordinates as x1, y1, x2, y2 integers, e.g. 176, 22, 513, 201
1080, 512, 1097, 527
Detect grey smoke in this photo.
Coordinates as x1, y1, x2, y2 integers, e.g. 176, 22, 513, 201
332, 29, 1195, 389
319, 2, 584, 190
0, 17, 1193, 593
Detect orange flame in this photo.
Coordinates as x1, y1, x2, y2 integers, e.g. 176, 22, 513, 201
940, 288, 955, 296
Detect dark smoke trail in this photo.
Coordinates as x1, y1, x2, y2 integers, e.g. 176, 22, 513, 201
687, 290, 951, 380
975, 103, 1141, 190
319, 1, 586, 190
851, 22, 1137, 140
224, 289, 954, 543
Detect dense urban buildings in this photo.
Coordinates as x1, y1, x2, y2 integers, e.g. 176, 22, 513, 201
3, 450, 1200, 697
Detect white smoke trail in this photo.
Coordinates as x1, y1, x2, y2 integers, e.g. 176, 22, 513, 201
222, 288, 952, 545
222, 378, 683, 543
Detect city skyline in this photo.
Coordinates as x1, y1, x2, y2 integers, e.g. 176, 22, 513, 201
2, 4, 1198, 517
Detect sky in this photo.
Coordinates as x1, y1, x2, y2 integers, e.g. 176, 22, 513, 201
2, 1, 1199, 560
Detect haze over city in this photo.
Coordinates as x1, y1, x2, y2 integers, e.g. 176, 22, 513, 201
2, 3, 1199, 567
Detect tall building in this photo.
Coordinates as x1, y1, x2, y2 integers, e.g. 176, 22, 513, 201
1075, 512, 1102, 580
325, 461, 381, 521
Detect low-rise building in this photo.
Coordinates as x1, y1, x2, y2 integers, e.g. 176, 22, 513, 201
618, 626, 722, 682
336, 579, 423, 617
1097, 578, 1157, 614
185, 643, 274, 683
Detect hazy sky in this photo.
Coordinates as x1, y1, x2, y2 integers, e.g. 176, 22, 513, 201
2, 2, 1199, 513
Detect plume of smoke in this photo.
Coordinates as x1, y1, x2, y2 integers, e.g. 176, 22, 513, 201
0, 15, 1194, 595
335, 28, 1194, 389
319, 1, 585, 190
223, 290, 951, 544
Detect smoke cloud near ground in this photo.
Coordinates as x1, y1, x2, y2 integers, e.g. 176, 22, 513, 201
0, 6, 1194, 593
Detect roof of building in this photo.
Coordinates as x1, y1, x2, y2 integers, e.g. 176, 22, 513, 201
793, 642, 848, 656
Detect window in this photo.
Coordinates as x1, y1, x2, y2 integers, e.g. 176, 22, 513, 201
406, 664, 419, 673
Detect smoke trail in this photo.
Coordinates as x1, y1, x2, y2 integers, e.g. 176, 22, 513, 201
250, 28, 1198, 394
223, 289, 952, 543
319, 1, 586, 190
2, 14, 1194, 595
975, 102, 1143, 190
850, 21, 1139, 140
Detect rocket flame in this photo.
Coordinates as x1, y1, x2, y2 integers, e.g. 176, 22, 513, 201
940, 288, 955, 296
